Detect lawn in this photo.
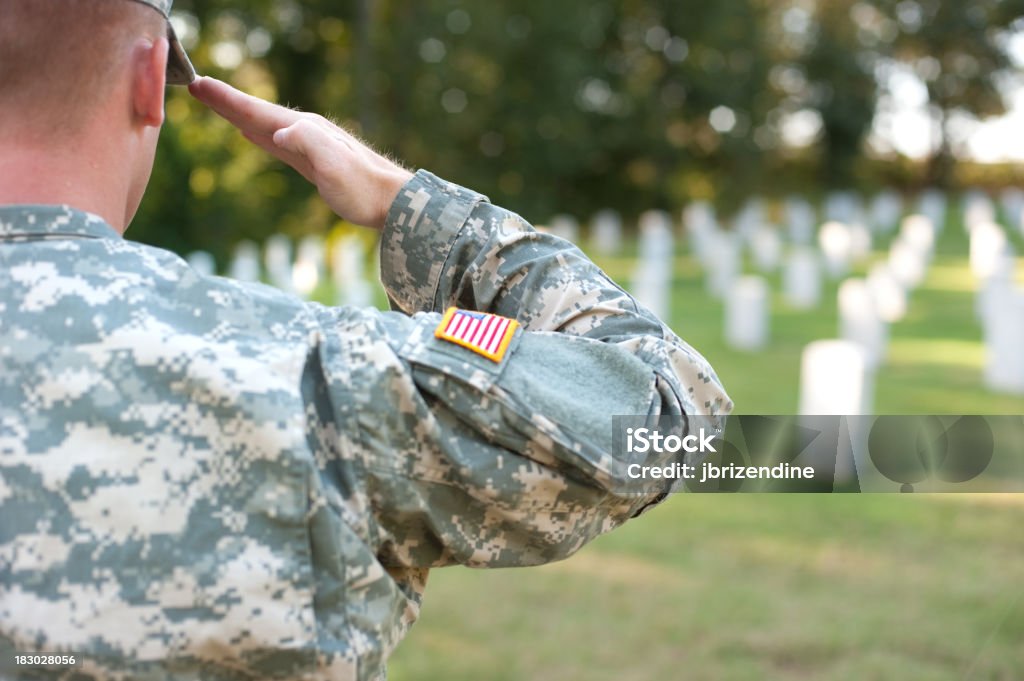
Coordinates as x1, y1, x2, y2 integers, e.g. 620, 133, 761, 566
389, 495, 1023, 680
388, 198, 1024, 680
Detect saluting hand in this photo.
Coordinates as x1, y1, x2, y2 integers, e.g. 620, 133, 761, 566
188, 77, 413, 231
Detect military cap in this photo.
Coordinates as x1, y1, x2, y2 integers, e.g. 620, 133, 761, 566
128, 0, 197, 85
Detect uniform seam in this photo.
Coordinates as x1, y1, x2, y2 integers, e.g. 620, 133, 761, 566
427, 200, 483, 312
301, 312, 378, 680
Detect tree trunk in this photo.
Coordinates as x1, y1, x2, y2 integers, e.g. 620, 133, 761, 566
355, 0, 376, 136
925, 107, 955, 189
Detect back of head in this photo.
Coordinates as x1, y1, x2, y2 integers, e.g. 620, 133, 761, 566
0, 0, 165, 141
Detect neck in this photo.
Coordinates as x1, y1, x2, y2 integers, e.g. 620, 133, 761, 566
0, 134, 132, 234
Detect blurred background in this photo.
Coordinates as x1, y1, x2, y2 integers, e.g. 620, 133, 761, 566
141, 2, 1023, 677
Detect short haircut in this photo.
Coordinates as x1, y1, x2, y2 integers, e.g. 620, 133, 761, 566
0, 0, 166, 137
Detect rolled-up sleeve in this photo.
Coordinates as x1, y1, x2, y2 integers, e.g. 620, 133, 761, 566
380, 170, 731, 418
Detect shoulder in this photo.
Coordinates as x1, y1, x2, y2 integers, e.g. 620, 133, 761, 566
115, 238, 322, 344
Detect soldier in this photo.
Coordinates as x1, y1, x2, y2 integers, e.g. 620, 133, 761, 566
0, 0, 731, 679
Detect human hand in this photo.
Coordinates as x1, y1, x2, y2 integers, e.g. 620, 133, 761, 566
188, 77, 413, 230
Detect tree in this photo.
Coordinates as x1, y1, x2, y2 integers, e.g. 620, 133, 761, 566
800, 0, 881, 188
874, 0, 1017, 185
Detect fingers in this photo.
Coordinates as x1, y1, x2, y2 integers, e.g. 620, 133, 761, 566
187, 76, 412, 229
188, 76, 301, 137
189, 77, 358, 181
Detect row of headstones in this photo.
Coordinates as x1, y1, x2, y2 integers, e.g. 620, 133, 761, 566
186, 233, 375, 306
546, 200, 897, 322
726, 212, 938, 356
740, 193, 1024, 404
626, 192, 941, 369
725, 213, 942, 414
968, 194, 1024, 395
542, 189, 942, 314
543, 187, 1024, 406
543, 198, 939, 412
543, 185, 1024, 257
800, 214, 1024, 411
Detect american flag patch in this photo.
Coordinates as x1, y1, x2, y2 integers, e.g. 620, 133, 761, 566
435, 308, 519, 363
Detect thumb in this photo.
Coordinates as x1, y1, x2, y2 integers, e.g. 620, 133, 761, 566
272, 119, 339, 173
272, 123, 306, 154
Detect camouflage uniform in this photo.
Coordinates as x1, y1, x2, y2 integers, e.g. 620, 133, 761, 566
0, 170, 731, 680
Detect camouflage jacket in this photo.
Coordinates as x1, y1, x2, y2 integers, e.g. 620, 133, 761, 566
0, 170, 731, 680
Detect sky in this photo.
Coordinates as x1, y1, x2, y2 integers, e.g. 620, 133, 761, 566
870, 30, 1024, 163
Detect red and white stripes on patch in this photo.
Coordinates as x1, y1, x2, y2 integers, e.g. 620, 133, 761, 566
435, 308, 519, 362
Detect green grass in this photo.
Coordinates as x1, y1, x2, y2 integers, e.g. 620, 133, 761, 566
389, 495, 1024, 680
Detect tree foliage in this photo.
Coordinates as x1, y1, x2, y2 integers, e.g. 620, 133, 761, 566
130, 0, 1023, 258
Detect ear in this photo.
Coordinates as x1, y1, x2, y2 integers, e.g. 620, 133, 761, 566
131, 36, 168, 128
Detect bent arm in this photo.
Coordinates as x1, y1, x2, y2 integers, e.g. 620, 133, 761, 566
311, 172, 731, 570
188, 78, 731, 568
381, 170, 731, 419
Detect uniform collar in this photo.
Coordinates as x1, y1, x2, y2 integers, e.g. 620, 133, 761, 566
0, 205, 122, 241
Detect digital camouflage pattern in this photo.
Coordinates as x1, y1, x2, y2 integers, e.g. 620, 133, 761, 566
0, 170, 731, 680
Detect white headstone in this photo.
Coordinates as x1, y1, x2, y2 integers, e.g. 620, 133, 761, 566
798, 340, 872, 415
750, 225, 783, 272
869, 191, 903, 233
918, 189, 947, 232
705, 231, 741, 299
785, 196, 816, 245
969, 221, 1010, 281
964, 190, 995, 233
549, 214, 580, 243
848, 222, 872, 262
228, 240, 261, 282
838, 278, 888, 368
292, 235, 325, 298
825, 191, 862, 225
725, 276, 769, 351
983, 287, 1024, 395
332, 236, 373, 307
640, 210, 674, 241
684, 201, 717, 240
1001, 187, 1024, 235
784, 247, 822, 310
265, 234, 293, 293
976, 253, 1016, 324
298, 235, 325, 269
631, 273, 669, 320
888, 238, 927, 289
899, 214, 936, 259
631, 212, 674, 319
818, 221, 853, 278
688, 220, 718, 262
590, 210, 622, 255
186, 251, 216, 277
866, 264, 907, 323
733, 198, 766, 243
